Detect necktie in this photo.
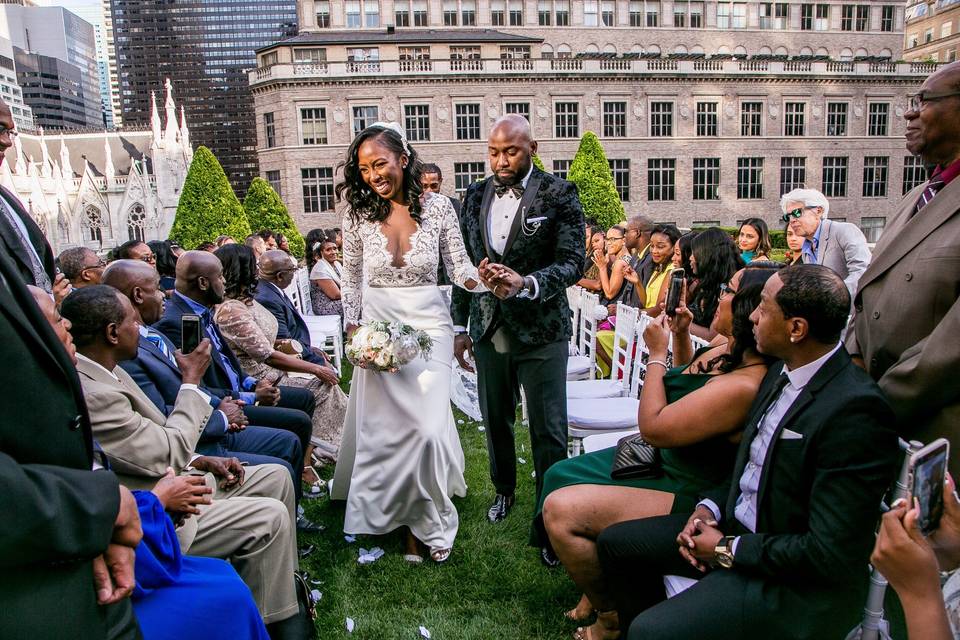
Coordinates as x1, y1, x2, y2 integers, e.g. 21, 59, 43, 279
144, 330, 174, 365
494, 183, 524, 199
749, 373, 791, 436
912, 174, 946, 218
0, 197, 52, 292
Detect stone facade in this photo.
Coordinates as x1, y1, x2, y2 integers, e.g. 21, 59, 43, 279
0, 81, 191, 255
251, 1, 934, 239
904, 0, 960, 62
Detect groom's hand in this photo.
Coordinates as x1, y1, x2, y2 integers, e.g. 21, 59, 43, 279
477, 258, 499, 291
454, 335, 475, 373
486, 264, 524, 299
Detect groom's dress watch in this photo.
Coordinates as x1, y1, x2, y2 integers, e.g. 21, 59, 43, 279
713, 535, 737, 569
515, 276, 537, 299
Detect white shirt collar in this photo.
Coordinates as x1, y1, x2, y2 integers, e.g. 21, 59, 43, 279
519, 162, 534, 188
77, 352, 121, 383
780, 342, 842, 390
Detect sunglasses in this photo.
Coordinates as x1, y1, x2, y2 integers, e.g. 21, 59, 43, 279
719, 282, 738, 297
781, 208, 806, 223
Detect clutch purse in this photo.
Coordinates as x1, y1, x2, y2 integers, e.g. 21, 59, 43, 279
610, 433, 662, 480
276, 338, 304, 357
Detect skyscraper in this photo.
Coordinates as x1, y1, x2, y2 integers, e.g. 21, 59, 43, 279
64, 1, 119, 129
108, 0, 298, 195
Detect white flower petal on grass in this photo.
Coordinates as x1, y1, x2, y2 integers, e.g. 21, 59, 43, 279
531, 471, 536, 478
344, 535, 356, 543
518, 457, 527, 465
478, 426, 486, 432
419, 626, 432, 638
346, 618, 355, 633
310, 589, 322, 602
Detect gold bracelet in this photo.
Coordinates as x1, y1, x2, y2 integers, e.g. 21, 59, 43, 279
648, 359, 669, 370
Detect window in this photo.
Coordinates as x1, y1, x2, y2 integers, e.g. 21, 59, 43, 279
647, 0, 660, 26
555, 102, 580, 138
603, 101, 627, 137
902, 155, 927, 194
352, 105, 379, 136
584, 0, 599, 26
674, 0, 687, 26
780, 157, 806, 195
265, 170, 282, 197
650, 101, 673, 137
364, 0, 380, 27
826, 102, 848, 136
696, 102, 718, 137
821, 157, 848, 198
881, 5, 895, 32
294, 48, 327, 64
943, 21, 953, 38
454, 162, 486, 195
717, 2, 746, 28
126, 205, 146, 242
505, 101, 531, 121
443, 0, 458, 25
693, 158, 720, 200
300, 107, 327, 145
538, 0, 551, 24
455, 103, 481, 140
861, 217, 886, 243
690, 1, 703, 27
759, 2, 788, 29
841, 4, 853, 30
84, 206, 110, 244
347, 47, 380, 69
609, 159, 630, 201
553, 159, 572, 180
315, 0, 330, 27
856, 5, 870, 30
491, 0, 505, 25
555, 0, 570, 25
908, 33, 919, 49
395, 2, 410, 25
301, 167, 334, 213
648, 159, 676, 201
264, 112, 276, 148
841, 5, 868, 30
462, 0, 476, 25
399, 46, 430, 70
602, 0, 615, 25
868, 103, 889, 137
784, 102, 806, 136
413, 0, 428, 25
629, 0, 643, 25
404, 104, 430, 142
737, 157, 764, 199
801, 3, 813, 30
508, 0, 523, 24
863, 157, 889, 198
815, 3, 828, 29
500, 45, 531, 59
741, 101, 762, 136
345, 1, 361, 27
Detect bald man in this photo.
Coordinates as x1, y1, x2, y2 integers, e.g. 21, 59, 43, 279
450, 114, 584, 564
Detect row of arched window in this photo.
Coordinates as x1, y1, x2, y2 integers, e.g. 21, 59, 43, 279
541, 42, 894, 59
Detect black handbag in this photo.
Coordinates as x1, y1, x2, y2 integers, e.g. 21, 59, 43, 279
610, 433, 662, 480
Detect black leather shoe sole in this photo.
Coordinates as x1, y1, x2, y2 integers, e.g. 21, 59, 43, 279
487, 495, 515, 523
540, 545, 561, 568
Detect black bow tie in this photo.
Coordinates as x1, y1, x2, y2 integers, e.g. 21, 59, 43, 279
494, 183, 524, 199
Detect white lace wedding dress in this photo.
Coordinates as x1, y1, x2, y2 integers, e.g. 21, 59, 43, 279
331, 193, 482, 551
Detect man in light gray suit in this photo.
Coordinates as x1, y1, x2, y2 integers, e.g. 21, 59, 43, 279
780, 188, 871, 295
847, 61, 960, 476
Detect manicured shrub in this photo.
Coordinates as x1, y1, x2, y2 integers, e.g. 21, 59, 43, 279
169, 146, 251, 249
243, 177, 306, 259
567, 132, 625, 230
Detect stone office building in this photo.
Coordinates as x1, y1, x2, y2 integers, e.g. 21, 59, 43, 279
903, 0, 960, 63
251, 0, 936, 241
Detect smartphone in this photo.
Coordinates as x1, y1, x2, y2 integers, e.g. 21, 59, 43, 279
181, 314, 203, 355
908, 438, 950, 535
664, 269, 685, 317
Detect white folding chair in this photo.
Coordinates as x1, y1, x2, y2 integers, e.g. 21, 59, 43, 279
303, 314, 343, 372
566, 285, 583, 354
567, 289, 599, 381
283, 279, 303, 314
296, 268, 313, 315
567, 303, 639, 400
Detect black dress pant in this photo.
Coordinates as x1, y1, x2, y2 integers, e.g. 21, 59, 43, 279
474, 325, 568, 518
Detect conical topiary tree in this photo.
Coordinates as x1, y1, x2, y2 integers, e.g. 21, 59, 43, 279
532, 153, 546, 172
243, 177, 306, 259
169, 146, 251, 249
567, 131, 625, 230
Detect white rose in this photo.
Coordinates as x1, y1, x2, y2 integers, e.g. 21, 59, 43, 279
369, 331, 390, 349
374, 350, 392, 369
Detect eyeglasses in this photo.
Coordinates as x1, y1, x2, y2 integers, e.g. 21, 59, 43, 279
140, 254, 156, 263
781, 208, 807, 223
83, 259, 107, 271
907, 91, 960, 112
606, 236, 624, 242
719, 282, 738, 296
0, 126, 18, 139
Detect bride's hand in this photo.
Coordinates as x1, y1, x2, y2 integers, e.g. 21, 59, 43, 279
346, 323, 358, 342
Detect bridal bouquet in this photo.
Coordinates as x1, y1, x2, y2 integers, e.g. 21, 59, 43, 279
346, 321, 433, 373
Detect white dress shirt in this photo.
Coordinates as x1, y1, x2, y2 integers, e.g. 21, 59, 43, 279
486, 164, 540, 300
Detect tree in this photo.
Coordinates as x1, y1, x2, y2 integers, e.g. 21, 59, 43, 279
243, 177, 306, 259
169, 146, 251, 249
532, 154, 546, 172
567, 131, 625, 230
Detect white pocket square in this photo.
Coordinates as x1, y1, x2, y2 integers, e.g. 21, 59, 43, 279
780, 428, 804, 440
525, 216, 548, 224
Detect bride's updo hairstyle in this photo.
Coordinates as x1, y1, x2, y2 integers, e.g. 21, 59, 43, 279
336, 124, 425, 225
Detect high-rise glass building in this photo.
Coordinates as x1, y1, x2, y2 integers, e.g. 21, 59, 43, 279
108, 0, 298, 194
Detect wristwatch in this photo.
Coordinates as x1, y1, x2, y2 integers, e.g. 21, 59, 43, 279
713, 536, 736, 569
515, 276, 535, 299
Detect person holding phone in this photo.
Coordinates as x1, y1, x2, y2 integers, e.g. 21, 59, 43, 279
622, 224, 681, 318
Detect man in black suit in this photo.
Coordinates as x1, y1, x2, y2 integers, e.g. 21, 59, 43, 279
595, 264, 900, 639
451, 115, 584, 546
0, 246, 143, 638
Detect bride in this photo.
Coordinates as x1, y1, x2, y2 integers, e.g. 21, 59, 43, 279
330, 122, 484, 563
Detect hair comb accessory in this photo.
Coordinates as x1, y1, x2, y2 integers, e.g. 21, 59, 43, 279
371, 121, 412, 155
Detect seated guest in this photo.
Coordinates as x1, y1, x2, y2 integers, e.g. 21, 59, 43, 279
29, 286, 269, 640
258, 229, 279, 251
196, 241, 216, 253
577, 226, 604, 293
275, 233, 290, 254
307, 240, 344, 319
737, 218, 771, 263
593, 224, 631, 306
623, 224, 681, 318
245, 234, 267, 261
115, 239, 156, 267
103, 260, 305, 498
872, 474, 960, 640
596, 264, 900, 639
784, 224, 804, 265
683, 228, 744, 340
674, 231, 699, 299
619, 215, 655, 309
215, 235, 236, 248
541, 264, 778, 639
60, 285, 304, 634
217, 245, 347, 467
59, 246, 106, 288
147, 239, 178, 294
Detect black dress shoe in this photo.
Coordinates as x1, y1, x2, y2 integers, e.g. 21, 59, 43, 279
487, 493, 515, 523
296, 514, 325, 534
540, 545, 561, 568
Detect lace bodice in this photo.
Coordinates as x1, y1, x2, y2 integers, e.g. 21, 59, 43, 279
341, 193, 482, 325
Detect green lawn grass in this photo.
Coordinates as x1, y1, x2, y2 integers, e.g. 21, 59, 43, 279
300, 364, 579, 639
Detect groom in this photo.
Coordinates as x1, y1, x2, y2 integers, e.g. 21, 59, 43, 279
452, 115, 584, 559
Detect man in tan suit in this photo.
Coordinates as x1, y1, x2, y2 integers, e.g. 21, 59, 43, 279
847, 61, 960, 475
60, 285, 301, 629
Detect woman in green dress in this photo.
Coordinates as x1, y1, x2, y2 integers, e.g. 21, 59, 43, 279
540, 264, 780, 640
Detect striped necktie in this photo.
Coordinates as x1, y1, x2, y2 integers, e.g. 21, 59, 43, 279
912, 174, 946, 217
0, 197, 52, 292
144, 329, 175, 365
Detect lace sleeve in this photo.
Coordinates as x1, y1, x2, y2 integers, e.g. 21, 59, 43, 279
214, 300, 273, 363
341, 214, 363, 325
437, 196, 484, 292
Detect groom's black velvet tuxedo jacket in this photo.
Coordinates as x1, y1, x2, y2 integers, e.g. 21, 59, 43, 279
451, 167, 585, 345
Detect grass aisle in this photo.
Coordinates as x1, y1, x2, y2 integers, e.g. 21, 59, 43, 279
300, 363, 579, 639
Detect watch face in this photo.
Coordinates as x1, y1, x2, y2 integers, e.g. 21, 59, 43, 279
717, 552, 734, 569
